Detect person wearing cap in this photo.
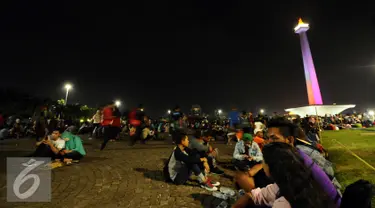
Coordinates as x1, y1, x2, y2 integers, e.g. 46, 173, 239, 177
253, 128, 265, 150
233, 133, 273, 192
232, 133, 262, 171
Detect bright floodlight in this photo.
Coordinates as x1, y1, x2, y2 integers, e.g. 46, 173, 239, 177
65, 84, 72, 90
167, 110, 171, 114
369, 110, 375, 116
218, 109, 222, 114
260, 109, 265, 114
115, 100, 121, 107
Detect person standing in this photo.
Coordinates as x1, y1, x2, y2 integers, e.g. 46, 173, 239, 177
229, 107, 240, 129
128, 104, 145, 146
35, 112, 47, 141
111, 106, 122, 141
90, 110, 102, 139
100, 102, 115, 150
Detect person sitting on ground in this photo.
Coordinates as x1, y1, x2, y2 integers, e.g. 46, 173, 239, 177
33, 129, 65, 160
253, 128, 265, 150
164, 132, 220, 191
10, 118, 23, 139
227, 129, 243, 145
233, 133, 263, 170
60, 131, 86, 164
278, 119, 341, 192
233, 133, 272, 190
235, 118, 342, 206
232, 142, 336, 208
189, 130, 224, 175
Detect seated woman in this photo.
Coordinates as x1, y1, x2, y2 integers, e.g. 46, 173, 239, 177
232, 142, 336, 208
164, 132, 220, 191
60, 131, 86, 164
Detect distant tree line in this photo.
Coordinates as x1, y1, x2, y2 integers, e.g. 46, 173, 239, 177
0, 89, 96, 120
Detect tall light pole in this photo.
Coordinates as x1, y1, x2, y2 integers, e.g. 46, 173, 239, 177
64, 84, 72, 105
218, 109, 222, 115
260, 109, 265, 114
115, 100, 121, 107
167, 110, 171, 114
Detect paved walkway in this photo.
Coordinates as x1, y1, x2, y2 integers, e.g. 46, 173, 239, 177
0, 136, 237, 208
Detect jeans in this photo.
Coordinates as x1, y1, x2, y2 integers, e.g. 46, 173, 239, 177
173, 150, 205, 185
173, 163, 203, 185
101, 126, 117, 150
33, 143, 59, 160
64, 151, 83, 160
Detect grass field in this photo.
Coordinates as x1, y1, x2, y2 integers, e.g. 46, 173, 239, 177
322, 129, 375, 207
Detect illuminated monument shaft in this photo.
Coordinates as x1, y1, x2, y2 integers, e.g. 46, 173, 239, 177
295, 19, 323, 105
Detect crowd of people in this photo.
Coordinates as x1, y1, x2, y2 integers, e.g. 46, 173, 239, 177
163, 116, 373, 208
0, 104, 374, 207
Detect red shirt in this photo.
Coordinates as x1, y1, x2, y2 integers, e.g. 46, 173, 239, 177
0, 115, 4, 126
101, 107, 113, 126
112, 117, 121, 127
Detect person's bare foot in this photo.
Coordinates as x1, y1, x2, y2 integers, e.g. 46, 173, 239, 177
63, 158, 73, 165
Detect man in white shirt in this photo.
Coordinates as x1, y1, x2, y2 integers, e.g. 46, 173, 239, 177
33, 129, 65, 159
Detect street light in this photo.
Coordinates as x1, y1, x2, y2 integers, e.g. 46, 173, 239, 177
115, 100, 121, 107
167, 110, 171, 114
218, 109, 222, 115
64, 83, 72, 105
260, 109, 265, 114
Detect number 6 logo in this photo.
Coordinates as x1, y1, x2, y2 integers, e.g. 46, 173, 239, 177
13, 159, 45, 199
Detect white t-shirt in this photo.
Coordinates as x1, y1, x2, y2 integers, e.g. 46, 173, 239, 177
50, 138, 65, 150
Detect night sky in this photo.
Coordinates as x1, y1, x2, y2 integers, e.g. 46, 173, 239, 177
0, 1, 374, 116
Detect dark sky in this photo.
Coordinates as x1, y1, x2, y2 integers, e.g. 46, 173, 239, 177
0, 0, 374, 116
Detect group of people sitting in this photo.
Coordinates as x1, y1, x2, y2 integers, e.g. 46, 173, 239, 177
164, 118, 373, 208
32, 128, 86, 166
164, 130, 224, 191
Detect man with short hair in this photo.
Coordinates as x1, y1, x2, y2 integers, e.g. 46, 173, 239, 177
33, 129, 65, 159
235, 118, 341, 207
164, 132, 220, 191
189, 130, 224, 175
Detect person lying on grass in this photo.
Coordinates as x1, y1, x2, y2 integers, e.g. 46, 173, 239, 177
164, 132, 220, 191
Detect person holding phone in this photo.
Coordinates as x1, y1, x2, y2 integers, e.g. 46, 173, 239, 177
33, 129, 65, 159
